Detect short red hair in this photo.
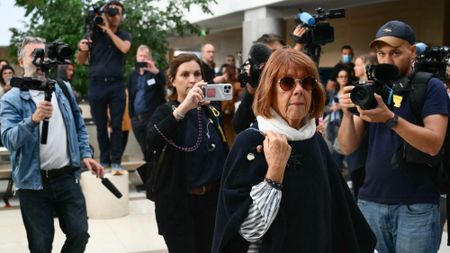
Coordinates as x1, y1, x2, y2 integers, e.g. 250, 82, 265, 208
252, 48, 325, 119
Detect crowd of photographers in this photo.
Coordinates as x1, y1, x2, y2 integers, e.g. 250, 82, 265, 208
1, 0, 450, 252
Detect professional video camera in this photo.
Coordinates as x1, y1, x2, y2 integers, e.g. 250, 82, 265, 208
350, 64, 408, 110
85, 3, 120, 35
292, 8, 345, 64
29, 40, 72, 74
10, 40, 72, 144
238, 43, 272, 88
415, 44, 450, 81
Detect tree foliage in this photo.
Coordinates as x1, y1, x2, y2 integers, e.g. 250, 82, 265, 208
9, 0, 215, 95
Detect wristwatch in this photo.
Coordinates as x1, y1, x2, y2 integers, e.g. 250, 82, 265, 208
385, 114, 399, 128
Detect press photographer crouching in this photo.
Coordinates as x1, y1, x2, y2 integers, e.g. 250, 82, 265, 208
338, 20, 449, 252
0, 36, 104, 252
77, 0, 131, 173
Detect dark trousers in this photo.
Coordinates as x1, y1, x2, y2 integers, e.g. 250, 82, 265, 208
88, 81, 125, 164
132, 116, 151, 158
162, 189, 218, 253
18, 174, 89, 253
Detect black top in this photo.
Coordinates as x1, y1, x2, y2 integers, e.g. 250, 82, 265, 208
232, 90, 256, 134
201, 61, 216, 83
127, 68, 166, 120
359, 78, 448, 204
146, 101, 229, 234
88, 29, 131, 78
182, 108, 227, 188
212, 126, 376, 253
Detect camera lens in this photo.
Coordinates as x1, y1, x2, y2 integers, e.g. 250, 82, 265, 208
57, 45, 72, 60
94, 16, 104, 25
107, 7, 118, 16
350, 85, 375, 109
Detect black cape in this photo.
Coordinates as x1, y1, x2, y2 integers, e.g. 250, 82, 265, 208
212, 127, 376, 253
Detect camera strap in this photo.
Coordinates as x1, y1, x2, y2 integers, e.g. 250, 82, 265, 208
407, 72, 434, 123
207, 106, 226, 143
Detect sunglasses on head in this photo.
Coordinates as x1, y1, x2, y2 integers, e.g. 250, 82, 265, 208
278, 76, 317, 91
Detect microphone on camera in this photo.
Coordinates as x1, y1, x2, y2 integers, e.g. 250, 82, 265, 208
415, 42, 428, 55
297, 12, 316, 26
249, 43, 272, 66
374, 64, 400, 83
101, 177, 123, 199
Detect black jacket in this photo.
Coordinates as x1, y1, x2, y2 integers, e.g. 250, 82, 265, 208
146, 101, 228, 235
232, 90, 255, 134
127, 68, 166, 120
212, 126, 376, 253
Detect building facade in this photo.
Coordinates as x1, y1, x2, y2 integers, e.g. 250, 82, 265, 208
169, 0, 450, 68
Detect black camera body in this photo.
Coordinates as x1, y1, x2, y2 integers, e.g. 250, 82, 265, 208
294, 8, 344, 45
47, 41, 72, 63
350, 64, 404, 110
136, 62, 147, 68
415, 46, 450, 81
238, 43, 272, 88
30, 40, 72, 75
86, 4, 119, 34
238, 59, 264, 88
293, 8, 344, 64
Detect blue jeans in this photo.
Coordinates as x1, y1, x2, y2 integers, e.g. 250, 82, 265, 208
18, 174, 89, 253
358, 199, 440, 253
88, 81, 126, 164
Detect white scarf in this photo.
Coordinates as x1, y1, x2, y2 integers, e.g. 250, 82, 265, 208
256, 108, 316, 141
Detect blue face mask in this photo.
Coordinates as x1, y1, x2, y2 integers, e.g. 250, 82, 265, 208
342, 55, 352, 63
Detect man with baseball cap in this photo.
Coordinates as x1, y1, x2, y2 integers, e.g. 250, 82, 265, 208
338, 20, 449, 252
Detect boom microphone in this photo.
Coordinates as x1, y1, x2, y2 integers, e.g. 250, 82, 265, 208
374, 64, 400, 83
101, 177, 123, 199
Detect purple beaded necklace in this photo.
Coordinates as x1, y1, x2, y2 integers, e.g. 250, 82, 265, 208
154, 107, 203, 152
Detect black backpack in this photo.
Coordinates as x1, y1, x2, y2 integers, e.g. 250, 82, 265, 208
407, 72, 450, 192
407, 72, 450, 244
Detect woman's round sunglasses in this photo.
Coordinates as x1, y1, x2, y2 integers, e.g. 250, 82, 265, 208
278, 76, 317, 91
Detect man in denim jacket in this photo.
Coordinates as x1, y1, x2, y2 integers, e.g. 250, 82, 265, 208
0, 36, 104, 253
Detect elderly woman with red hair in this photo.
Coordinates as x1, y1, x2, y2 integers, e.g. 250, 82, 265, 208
212, 48, 376, 253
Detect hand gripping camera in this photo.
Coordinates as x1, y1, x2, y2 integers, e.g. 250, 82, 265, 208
350, 64, 408, 110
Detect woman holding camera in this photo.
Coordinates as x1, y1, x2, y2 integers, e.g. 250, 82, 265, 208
212, 48, 375, 253
146, 54, 228, 253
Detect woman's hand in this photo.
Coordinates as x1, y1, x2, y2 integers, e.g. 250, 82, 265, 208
264, 131, 291, 183
177, 81, 209, 115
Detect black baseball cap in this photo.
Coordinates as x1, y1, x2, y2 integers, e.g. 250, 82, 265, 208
369, 20, 416, 48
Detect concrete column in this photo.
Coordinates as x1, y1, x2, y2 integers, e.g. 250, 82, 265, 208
242, 7, 284, 58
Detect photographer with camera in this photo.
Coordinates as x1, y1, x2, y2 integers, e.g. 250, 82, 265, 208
128, 45, 166, 157
338, 20, 449, 252
0, 36, 104, 253
146, 54, 229, 253
77, 0, 131, 173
